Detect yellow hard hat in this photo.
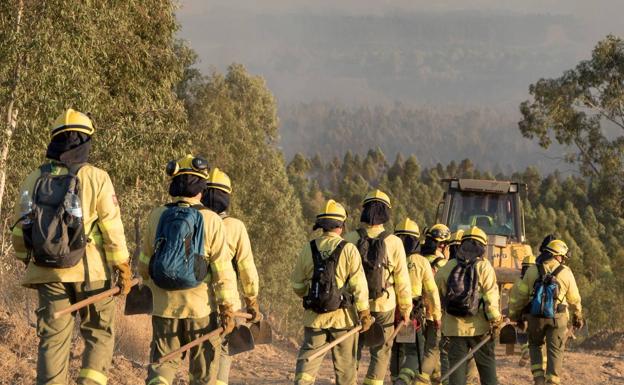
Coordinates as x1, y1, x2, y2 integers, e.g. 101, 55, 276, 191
462, 226, 488, 246
316, 199, 347, 222
166, 154, 209, 179
395, 218, 420, 238
544, 239, 569, 257
522, 254, 537, 266
363, 189, 391, 208
449, 230, 465, 245
50, 109, 95, 138
206, 168, 232, 194
426, 224, 451, 242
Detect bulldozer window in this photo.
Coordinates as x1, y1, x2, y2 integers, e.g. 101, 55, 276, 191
447, 191, 517, 239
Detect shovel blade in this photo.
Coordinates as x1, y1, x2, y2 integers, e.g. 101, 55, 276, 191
227, 325, 255, 356
361, 323, 385, 347
249, 321, 273, 344
124, 284, 153, 315
499, 324, 518, 344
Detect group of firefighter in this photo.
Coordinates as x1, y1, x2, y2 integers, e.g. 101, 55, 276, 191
10, 109, 583, 385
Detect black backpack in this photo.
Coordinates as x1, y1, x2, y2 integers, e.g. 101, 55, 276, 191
356, 228, 390, 300
22, 163, 88, 268
303, 240, 353, 313
444, 258, 482, 317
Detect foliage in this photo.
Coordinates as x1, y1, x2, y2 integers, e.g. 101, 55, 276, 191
519, 34, 624, 216
287, 150, 624, 331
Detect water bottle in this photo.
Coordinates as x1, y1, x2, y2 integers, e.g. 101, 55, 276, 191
66, 192, 83, 219
19, 191, 33, 225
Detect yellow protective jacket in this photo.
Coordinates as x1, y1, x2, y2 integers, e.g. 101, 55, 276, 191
435, 258, 501, 337
138, 197, 238, 319
424, 251, 447, 273
208, 215, 259, 311
345, 225, 412, 315
291, 232, 370, 329
408, 253, 442, 321
508, 258, 582, 321
11, 163, 129, 287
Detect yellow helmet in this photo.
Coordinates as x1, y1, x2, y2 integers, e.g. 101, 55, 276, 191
544, 239, 569, 257
166, 154, 209, 179
426, 223, 451, 242
462, 226, 488, 246
316, 199, 347, 222
449, 230, 465, 246
363, 189, 391, 208
206, 168, 232, 194
51, 109, 95, 138
522, 254, 537, 266
395, 218, 420, 238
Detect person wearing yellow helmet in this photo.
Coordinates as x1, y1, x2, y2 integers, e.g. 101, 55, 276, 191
201, 168, 261, 385
435, 227, 502, 385
344, 189, 412, 385
448, 230, 465, 260
391, 218, 443, 385
421, 223, 452, 272
291, 200, 372, 385
508, 238, 583, 385
139, 155, 239, 385
10, 109, 131, 385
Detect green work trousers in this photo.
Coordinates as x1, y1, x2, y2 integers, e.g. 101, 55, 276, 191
216, 341, 231, 385
390, 325, 425, 384
35, 280, 115, 385
527, 315, 569, 385
357, 310, 395, 385
439, 334, 479, 385
146, 316, 220, 385
446, 335, 497, 385
294, 327, 359, 385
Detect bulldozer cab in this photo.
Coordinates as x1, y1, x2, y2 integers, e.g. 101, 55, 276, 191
437, 179, 532, 285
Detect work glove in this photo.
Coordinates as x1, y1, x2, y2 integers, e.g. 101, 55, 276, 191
244, 297, 263, 323
113, 262, 133, 296
572, 315, 584, 330
489, 316, 504, 334
219, 304, 236, 336
359, 309, 374, 333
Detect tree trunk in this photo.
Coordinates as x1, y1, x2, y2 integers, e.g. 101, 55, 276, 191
0, 0, 24, 219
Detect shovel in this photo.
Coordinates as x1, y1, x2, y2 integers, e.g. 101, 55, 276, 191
499, 323, 518, 344
227, 324, 255, 355
440, 333, 492, 383
232, 311, 273, 345
361, 321, 385, 347
300, 325, 362, 362
124, 282, 153, 315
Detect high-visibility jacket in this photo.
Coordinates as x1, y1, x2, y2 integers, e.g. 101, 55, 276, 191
508, 257, 582, 321
291, 232, 370, 329
407, 253, 442, 321
435, 258, 501, 337
345, 224, 412, 315
138, 197, 238, 319
424, 251, 447, 273
208, 215, 259, 311
11, 163, 129, 286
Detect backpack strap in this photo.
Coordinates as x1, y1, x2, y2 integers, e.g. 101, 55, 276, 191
378, 230, 391, 240
431, 256, 445, 269
67, 163, 86, 176
536, 263, 547, 278
332, 240, 348, 259
356, 228, 368, 241
551, 264, 566, 277
310, 240, 322, 267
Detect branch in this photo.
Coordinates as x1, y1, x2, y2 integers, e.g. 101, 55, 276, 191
582, 96, 624, 131
573, 137, 601, 176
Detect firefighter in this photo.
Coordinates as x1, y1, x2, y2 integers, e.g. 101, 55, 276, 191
421, 224, 451, 272
201, 168, 261, 385
435, 227, 502, 385
11, 109, 131, 385
509, 239, 583, 385
291, 199, 373, 385
391, 218, 442, 385
139, 155, 239, 385
345, 189, 412, 385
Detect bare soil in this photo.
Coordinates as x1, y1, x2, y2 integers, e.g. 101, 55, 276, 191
1, 311, 622, 385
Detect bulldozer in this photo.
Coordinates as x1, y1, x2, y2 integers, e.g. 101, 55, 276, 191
436, 178, 533, 352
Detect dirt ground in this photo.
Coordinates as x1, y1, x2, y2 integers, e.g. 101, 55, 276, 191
1, 311, 623, 385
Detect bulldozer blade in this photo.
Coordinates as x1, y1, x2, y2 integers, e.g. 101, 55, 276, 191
124, 284, 153, 315
361, 322, 385, 347
227, 325, 255, 356
249, 321, 273, 344
499, 324, 518, 344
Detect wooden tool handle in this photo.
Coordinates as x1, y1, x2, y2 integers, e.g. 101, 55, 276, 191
385, 321, 406, 347
157, 327, 224, 364
304, 326, 362, 362
233, 311, 253, 320
52, 277, 140, 320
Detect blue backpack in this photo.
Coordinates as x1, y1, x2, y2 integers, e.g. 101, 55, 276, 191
149, 203, 209, 290
530, 263, 565, 318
